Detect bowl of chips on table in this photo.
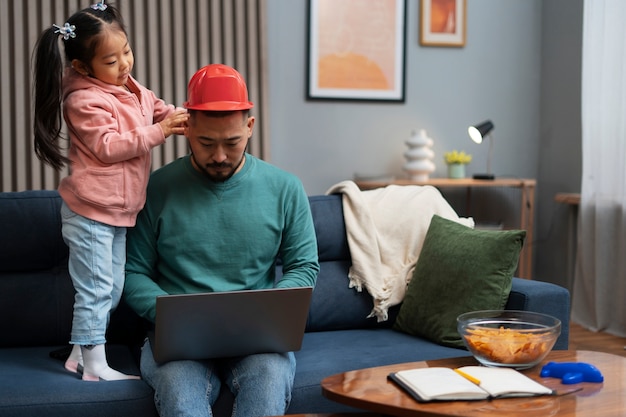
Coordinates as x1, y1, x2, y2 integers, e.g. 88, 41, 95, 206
457, 310, 561, 370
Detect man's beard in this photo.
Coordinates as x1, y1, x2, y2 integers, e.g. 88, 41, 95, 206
192, 153, 245, 182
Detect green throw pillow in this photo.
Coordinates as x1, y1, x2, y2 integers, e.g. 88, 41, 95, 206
393, 215, 526, 348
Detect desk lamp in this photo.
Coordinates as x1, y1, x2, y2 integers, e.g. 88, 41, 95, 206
468, 120, 495, 180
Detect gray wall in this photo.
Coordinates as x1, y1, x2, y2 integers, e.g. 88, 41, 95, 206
265, 0, 583, 288
536, 0, 583, 289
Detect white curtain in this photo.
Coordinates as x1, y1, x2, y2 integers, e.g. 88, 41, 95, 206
572, 0, 626, 337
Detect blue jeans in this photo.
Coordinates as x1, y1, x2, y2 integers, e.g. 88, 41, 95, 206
61, 202, 126, 345
140, 339, 296, 417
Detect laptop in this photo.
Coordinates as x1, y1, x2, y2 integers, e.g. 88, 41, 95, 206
149, 286, 313, 363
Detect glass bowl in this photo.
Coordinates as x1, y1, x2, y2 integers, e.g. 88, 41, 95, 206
457, 310, 561, 369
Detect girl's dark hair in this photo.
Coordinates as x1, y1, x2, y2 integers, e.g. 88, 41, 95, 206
32, 4, 127, 170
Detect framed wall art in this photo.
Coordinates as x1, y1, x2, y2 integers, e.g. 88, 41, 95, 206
307, 0, 407, 102
420, 0, 466, 47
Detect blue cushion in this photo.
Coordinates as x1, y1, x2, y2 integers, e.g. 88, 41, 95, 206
0, 190, 67, 272
305, 260, 401, 332
0, 191, 73, 347
308, 195, 350, 262
0, 345, 156, 417
0, 270, 74, 347
289, 329, 471, 414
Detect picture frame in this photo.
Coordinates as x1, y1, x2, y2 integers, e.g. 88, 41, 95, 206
307, 0, 407, 102
419, 0, 466, 47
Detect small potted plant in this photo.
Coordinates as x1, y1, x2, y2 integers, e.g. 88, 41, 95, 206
444, 150, 472, 179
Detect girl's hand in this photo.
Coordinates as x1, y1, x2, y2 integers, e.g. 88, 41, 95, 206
159, 110, 189, 138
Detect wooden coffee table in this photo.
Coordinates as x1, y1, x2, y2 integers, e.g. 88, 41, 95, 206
321, 350, 625, 416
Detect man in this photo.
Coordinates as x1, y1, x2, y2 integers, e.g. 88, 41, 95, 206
123, 64, 319, 417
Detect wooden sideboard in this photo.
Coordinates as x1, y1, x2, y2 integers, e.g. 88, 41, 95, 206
354, 178, 536, 279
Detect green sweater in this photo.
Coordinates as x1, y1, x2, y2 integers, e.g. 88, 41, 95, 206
123, 154, 320, 322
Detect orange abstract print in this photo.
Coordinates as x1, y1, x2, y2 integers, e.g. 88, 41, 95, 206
430, 0, 457, 34
316, 0, 397, 91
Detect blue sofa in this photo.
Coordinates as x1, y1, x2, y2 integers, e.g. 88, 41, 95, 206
0, 190, 570, 416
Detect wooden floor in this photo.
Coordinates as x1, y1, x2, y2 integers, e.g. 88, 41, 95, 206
568, 321, 626, 357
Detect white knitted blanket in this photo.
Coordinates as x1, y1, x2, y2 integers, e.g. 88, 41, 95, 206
326, 180, 474, 321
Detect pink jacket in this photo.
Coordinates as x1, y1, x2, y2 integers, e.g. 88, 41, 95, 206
58, 68, 176, 227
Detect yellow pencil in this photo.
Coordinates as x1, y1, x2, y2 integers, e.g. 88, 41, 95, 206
454, 368, 481, 385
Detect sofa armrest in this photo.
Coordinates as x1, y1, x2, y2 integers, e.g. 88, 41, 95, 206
505, 278, 570, 350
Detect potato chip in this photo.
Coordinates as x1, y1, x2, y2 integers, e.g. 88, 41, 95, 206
463, 326, 552, 364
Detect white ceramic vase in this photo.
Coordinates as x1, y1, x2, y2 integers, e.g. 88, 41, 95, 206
404, 129, 435, 181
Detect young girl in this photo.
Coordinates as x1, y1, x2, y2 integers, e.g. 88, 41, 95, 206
33, 1, 188, 381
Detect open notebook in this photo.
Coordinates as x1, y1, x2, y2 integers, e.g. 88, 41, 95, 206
149, 286, 313, 363
388, 366, 554, 402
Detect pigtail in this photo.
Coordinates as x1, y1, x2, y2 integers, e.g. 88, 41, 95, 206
33, 27, 69, 171
32, 3, 126, 171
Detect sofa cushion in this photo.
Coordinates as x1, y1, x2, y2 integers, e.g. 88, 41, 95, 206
293, 195, 401, 332
393, 215, 525, 348
298, 260, 399, 332
289, 328, 470, 414
0, 345, 156, 417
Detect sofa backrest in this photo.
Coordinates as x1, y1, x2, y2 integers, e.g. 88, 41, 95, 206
301, 195, 398, 332
0, 190, 74, 347
0, 190, 146, 348
0, 191, 391, 348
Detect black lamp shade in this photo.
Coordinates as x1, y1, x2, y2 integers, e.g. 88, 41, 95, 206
468, 120, 494, 144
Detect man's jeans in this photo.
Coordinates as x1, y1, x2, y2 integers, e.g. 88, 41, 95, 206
61, 202, 126, 345
141, 339, 296, 417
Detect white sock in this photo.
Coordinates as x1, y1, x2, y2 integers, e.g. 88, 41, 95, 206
81, 344, 141, 382
64, 344, 83, 374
